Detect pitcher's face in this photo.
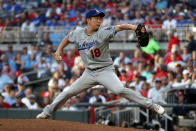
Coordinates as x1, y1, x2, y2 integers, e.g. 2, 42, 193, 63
87, 16, 103, 30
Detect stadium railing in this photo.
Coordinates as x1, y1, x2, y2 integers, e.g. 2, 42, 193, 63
0, 26, 195, 44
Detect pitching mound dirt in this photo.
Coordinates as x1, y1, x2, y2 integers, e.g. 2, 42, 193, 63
0, 119, 148, 131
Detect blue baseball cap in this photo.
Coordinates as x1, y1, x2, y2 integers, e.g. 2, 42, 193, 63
85, 9, 105, 19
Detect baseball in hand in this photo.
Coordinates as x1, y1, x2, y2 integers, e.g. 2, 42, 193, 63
59, 55, 62, 60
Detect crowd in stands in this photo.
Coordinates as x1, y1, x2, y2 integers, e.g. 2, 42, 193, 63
0, 29, 196, 114
0, 0, 195, 35
0, 0, 196, 130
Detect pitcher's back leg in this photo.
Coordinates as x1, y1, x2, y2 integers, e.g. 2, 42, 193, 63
37, 70, 98, 118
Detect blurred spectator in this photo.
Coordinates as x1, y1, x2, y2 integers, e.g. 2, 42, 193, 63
28, 45, 36, 56
140, 32, 160, 55
0, 94, 10, 108
2, 64, 16, 81
12, 95, 26, 109
142, 52, 154, 65
48, 79, 61, 101
131, 11, 144, 25
156, 64, 168, 79
147, 70, 156, 87
118, 69, 129, 85
58, 63, 69, 79
64, 77, 77, 89
131, 50, 145, 68
5, 45, 16, 61
125, 62, 134, 81
148, 79, 165, 103
44, 44, 54, 64
187, 65, 194, 79
15, 79, 26, 98
175, 63, 182, 75
182, 46, 192, 63
24, 53, 37, 70
34, 46, 42, 62
172, 91, 189, 116
14, 52, 24, 70
48, 71, 66, 91
189, 14, 196, 26
21, 88, 32, 107
21, 19, 36, 32
1, 84, 11, 98
155, 0, 168, 10
21, 47, 30, 64
77, 91, 89, 103
119, 14, 132, 24
62, 50, 76, 69
50, 60, 60, 73
106, 90, 118, 102
89, 86, 106, 104
1, 54, 17, 73
150, 16, 162, 29
159, 76, 170, 102
144, 15, 154, 27
182, 69, 191, 87
3, 90, 16, 106
101, 10, 112, 27
118, 61, 126, 72
0, 69, 14, 92
48, 17, 61, 30
167, 54, 185, 71
129, 73, 143, 92
172, 74, 189, 88
26, 94, 39, 109
176, 12, 190, 28
137, 62, 145, 75
186, 33, 196, 54
165, 45, 183, 65
35, 57, 50, 78
40, 32, 52, 47
24, 54, 37, 70
72, 65, 84, 78
167, 31, 180, 52
40, 96, 50, 108
140, 82, 149, 98
62, 99, 78, 111
72, 56, 83, 74
162, 13, 177, 30
142, 64, 152, 80
62, 17, 75, 31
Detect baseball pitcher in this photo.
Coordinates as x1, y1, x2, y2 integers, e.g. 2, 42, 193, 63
37, 9, 164, 119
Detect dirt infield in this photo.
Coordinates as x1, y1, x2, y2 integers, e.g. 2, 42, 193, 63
0, 119, 148, 131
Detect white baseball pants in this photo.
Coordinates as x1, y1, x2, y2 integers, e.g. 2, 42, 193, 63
43, 66, 153, 115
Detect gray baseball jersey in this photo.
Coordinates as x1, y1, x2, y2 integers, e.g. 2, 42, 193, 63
40, 26, 159, 117
68, 26, 116, 69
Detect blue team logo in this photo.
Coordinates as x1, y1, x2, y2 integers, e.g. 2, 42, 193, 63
77, 40, 98, 50
104, 27, 112, 30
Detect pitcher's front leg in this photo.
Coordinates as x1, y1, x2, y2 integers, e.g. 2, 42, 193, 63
97, 70, 165, 115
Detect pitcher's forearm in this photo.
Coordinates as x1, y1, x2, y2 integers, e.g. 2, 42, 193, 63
115, 24, 137, 33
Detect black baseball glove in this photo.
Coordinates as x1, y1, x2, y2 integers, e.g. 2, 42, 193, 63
135, 24, 149, 47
